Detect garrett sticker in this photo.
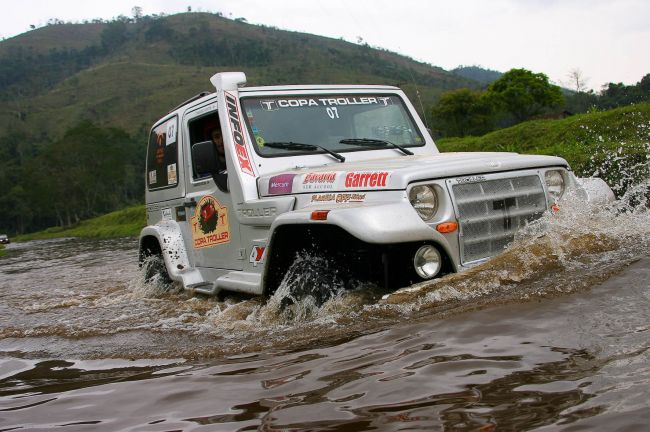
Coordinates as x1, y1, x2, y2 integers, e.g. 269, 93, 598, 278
148, 170, 157, 185
344, 171, 390, 189
191, 196, 230, 249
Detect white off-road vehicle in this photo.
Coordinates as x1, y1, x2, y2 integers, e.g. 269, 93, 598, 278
139, 72, 613, 298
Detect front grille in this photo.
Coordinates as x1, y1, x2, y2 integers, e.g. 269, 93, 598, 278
451, 175, 547, 264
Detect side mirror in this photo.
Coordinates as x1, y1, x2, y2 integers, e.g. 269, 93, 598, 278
192, 140, 219, 175
191, 140, 229, 192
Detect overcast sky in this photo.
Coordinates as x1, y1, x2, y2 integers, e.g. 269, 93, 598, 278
2, 0, 648, 90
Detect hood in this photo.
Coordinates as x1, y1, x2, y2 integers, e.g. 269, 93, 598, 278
258, 152, 569, 197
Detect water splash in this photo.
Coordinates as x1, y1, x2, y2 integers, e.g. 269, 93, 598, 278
260, 255, 346, 323
382, 181, 650, 312
130, 255, 183, 298
576, 111, 650, 197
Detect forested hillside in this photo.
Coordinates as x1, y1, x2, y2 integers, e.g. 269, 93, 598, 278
451, 66, 502, 85
0, 12, 480, 235
0, 13, 478, 139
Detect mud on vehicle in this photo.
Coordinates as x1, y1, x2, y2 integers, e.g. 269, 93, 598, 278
139, 72, 614, 301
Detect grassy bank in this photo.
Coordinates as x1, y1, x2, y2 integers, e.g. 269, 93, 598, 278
0, 244, 5, 257
437, 102, 650, 194
14, 205, 146, 241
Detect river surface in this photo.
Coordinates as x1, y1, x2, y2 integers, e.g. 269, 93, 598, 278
1, 192, 649, 431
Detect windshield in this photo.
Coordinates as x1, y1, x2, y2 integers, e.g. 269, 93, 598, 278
240, 94, 425, 157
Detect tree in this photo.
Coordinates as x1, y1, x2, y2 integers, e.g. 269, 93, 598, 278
101, 20, 129, 52
486, 68, 565, 123
27, 122, 142, 228
566, 68, 589, 93
598, 74, 650, 109
131, 6, 143, 21
432, 88, 495, 137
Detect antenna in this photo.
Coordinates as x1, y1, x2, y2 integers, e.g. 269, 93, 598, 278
407, 67, 429, 129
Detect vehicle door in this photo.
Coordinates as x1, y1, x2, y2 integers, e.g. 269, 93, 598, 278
183, 104, 243, 271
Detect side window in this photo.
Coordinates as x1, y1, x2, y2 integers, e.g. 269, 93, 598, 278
147, 116, 179, 190
188, 111, 223, 180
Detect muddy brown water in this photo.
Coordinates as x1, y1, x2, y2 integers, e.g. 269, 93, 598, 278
1, 197, 649, 431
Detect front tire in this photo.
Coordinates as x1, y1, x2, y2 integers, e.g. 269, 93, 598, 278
142, 254, 172, 286
274, 254, 345, 308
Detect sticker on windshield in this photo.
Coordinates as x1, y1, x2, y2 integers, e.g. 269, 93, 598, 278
259, 97, 389, 111
260, 100, 279, 111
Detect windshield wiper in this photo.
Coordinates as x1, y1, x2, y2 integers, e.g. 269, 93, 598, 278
339, 138, 413, 156
264, 141, 345, 162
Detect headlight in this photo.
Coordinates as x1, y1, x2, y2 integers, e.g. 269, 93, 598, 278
413, 245, 442, 279
545, 170, 565, 201
409, 185, 438, 221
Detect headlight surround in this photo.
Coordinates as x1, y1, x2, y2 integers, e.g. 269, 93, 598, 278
409, 185, 438, 221
545, 170, 566, 202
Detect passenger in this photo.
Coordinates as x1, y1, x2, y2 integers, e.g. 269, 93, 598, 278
211, 128, 227, 172
209, 127, 229, 192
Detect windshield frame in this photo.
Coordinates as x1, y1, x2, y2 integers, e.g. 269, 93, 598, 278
240, 92, 426, 159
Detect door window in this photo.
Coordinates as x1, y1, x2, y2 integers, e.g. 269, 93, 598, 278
146, 116, 179, 190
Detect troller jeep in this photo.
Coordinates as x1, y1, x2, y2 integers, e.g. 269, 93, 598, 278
139, 72, 613, 298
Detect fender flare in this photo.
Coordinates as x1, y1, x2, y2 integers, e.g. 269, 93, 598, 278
139, 220, 191, 282
261, 202, 459, 293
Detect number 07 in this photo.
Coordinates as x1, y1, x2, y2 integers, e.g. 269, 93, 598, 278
326, 107, 339, 119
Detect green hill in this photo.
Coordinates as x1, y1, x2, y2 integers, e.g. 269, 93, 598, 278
451, 65, 502, 85
0, 13, 478, 140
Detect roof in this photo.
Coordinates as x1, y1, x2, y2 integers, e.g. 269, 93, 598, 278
239, 84, 400, 93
